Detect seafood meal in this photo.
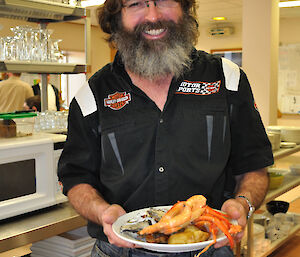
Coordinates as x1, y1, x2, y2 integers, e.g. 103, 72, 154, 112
119, 195, 241, 256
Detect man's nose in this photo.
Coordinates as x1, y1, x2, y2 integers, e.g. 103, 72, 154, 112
144, 1, 162, 22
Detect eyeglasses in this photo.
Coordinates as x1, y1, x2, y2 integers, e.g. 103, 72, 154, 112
123, 0, 179, 14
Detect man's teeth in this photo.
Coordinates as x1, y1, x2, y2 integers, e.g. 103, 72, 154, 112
145, 29, 165, 35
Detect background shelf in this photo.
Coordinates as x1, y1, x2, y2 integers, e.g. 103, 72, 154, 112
0, 0, 85, 23
0, 61, 86, 74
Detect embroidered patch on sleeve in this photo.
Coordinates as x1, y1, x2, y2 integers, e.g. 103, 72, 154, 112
176, 80, 221, 95
104, 92, 131, 110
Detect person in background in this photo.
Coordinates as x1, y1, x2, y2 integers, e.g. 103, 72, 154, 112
0, 72, 8, 81
24, 95, 41, 112
58, 0, 274, 256
0, 73, 34, 113
32, 74, 60, 111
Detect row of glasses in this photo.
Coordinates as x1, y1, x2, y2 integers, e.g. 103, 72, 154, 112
34, 111, 68, 132
0, 25, 64, 63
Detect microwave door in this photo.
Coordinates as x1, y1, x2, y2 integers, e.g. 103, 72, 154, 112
0, 138, 56, 220
0, 159, 36, 202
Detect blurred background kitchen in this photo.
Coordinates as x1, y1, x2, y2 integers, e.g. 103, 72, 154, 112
1, 1, 300, 257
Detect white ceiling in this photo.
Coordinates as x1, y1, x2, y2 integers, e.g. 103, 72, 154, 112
84, 0, 300, 27
196, 0, 300, 26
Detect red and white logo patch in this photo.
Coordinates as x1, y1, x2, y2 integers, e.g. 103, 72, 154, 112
104, 92, 131, 110
176, 80, 221, 95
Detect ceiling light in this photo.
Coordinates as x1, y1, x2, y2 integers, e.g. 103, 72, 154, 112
279, 1, 300, 7
81, 0, 105, 7
213, 17, 226, 21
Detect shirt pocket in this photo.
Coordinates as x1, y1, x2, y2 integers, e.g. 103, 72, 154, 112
100, 114, 136, 177
172, 97, 231, 163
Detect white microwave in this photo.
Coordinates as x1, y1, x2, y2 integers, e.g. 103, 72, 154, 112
0, 133, 68, 220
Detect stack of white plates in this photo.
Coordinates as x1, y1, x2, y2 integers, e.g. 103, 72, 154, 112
31, 227, 96, 257
267, 126, 300, 144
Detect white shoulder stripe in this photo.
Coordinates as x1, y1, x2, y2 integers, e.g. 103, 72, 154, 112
75, 81, 97, 117
222, 58, 240, 91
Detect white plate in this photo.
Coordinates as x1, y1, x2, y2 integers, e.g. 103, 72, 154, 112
280, 142, 297, 148
112, 206, 231, 253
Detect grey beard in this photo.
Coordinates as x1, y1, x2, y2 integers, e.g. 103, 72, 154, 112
113, 17, 196, 81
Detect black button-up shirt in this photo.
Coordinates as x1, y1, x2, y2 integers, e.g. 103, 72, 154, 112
58, 49, 273, 240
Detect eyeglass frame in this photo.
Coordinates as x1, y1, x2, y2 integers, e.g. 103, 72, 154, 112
122, 0, 179, 11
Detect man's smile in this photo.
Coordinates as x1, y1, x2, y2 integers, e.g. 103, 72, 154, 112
143, 27, 167, 39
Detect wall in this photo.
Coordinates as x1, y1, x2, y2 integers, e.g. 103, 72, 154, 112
195, 17, 300, 53
195, 17, 300, 127
196, 22, 243, 53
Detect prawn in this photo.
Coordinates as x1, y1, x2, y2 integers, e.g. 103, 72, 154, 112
139, 201, 192, 235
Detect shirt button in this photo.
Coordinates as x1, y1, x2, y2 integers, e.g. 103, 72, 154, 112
158, 166, 164, 173
159, 118, 164, 124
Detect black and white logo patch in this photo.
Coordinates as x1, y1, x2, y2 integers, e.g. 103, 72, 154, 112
176, 80, 221, 95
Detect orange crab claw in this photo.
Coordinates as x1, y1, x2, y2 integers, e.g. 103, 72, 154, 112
194, 223, 218, 257
194, 215, 235, 249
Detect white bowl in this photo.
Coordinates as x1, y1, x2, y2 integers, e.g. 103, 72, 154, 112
290, 164, 300, 175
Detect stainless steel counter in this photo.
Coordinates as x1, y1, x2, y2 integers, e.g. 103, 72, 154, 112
0, 202, 87, 253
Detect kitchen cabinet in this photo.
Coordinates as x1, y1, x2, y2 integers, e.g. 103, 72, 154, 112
0, 0, 91, 111
245, 145, 300, 257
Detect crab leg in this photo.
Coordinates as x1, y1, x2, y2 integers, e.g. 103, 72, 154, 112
194, 215, 235, 249
194, 222, 218, 257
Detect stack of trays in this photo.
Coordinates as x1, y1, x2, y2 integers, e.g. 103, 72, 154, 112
31, 227, 96, 257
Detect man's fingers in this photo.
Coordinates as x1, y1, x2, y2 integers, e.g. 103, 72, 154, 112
102, 204, 126, 225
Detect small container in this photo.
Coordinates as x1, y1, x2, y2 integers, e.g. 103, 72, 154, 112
266, 200, 289, 215
0, 112, 37, 138
268, 172, 284, 190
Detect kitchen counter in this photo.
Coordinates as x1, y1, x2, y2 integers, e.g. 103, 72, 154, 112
0, 202, 87, 253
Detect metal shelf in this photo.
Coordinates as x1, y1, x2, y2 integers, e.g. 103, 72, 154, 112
0, 61, 86, 74
0, 202, 87, 253
273, 144, 300, 160
264, 174, 300, 203
0, 0, 86, 23
245, 144, 300, 257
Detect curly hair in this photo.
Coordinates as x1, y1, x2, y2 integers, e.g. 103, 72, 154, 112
97, 0, 198, 43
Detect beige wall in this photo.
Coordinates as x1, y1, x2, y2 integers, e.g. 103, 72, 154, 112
196, 17, 300, 53
195, 17, 300, 127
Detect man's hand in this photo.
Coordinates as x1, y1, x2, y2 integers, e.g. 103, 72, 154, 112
67, 184, 137, 248
101, 204, 137, 248
213, 198, 248, 248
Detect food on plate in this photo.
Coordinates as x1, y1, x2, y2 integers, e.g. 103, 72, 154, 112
167, 225, 210, 244
120, 207, 168, 234
138, 195, 241, 256
147, 207, 167, 223
120, 220, 152, 233
145, 233, 169, 244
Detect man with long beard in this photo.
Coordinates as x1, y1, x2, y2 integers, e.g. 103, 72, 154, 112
58, 0, 273, 256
